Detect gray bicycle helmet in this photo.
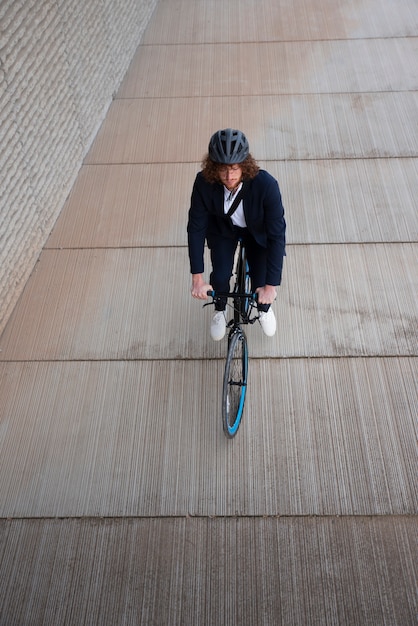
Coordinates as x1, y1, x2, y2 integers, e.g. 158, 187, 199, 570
208, 128, 250, 164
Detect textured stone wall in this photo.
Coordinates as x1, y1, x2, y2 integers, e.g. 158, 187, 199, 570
0, 0, 158, 334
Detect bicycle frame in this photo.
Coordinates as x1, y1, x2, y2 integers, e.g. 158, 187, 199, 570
207, 241, 259, 330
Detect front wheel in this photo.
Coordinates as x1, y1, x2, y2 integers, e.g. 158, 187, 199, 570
222, 330, 248, 438
234, 245, 251, 322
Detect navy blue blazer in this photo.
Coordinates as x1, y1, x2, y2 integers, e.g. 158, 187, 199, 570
187, 169, 286, 285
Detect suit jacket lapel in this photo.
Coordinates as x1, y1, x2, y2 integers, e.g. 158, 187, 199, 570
213, 185, 225, 216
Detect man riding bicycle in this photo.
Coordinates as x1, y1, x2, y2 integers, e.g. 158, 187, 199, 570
187, 128, 286, 340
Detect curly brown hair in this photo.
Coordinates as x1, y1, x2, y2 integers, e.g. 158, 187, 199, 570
201, 154, 260, 184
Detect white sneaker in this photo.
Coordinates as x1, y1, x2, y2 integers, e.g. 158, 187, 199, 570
259, 308, 276, 337
210, 311, 226, 341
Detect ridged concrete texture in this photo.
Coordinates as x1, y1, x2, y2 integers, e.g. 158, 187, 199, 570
0, 0, 417, 624
0, 517, 416, 625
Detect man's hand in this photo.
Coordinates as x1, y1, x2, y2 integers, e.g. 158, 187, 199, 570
191, 274, 212, 300
256, 285, 277, 305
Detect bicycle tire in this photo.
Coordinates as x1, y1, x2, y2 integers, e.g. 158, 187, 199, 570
237, 246, 251, 318
222, 330, 248, 438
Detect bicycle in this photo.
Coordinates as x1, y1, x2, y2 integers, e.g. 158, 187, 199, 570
205, 239, 259, 438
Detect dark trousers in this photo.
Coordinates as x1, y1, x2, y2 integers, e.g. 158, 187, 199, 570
209, 227, 270, 312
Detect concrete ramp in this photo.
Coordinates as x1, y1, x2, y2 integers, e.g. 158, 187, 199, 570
0, 517, 416, 625
0, 0, 417, 623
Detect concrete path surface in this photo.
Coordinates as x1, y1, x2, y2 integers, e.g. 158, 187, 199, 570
0, 0, 417, 624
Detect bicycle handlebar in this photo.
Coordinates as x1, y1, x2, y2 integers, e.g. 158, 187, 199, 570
207, 290, 258, 300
